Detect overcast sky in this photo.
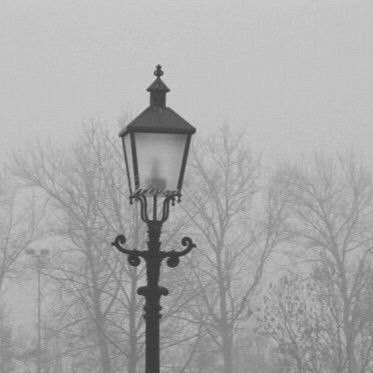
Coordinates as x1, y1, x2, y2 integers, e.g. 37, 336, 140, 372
1, 0, 372, 164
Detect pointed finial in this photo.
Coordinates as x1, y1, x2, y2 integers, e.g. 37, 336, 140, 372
154, 65, 164, 78
147, 65, 169, 107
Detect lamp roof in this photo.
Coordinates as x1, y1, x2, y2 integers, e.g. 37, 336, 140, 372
119, 65, 196, 137
119, 106, 195, 136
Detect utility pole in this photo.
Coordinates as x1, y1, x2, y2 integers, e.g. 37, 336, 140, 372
26, 249, 49, 373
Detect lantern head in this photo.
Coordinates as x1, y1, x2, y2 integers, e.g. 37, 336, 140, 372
119, 65, 196, 198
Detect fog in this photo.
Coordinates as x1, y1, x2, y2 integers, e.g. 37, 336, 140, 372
0, 1, 372, 372
1, 0, 373, 159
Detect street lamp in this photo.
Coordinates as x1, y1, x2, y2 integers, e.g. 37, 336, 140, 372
112, 65, 196, 373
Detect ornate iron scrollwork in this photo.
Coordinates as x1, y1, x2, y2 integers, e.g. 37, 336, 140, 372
112, 234, 144, 267
128, 255, 141, 267
163, 236, 196, 268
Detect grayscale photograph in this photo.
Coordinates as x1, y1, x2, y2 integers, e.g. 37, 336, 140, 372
0, 1, 372, 372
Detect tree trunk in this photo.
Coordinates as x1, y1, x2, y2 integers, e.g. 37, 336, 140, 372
221, 332, 233, 373
340, 272, 357, 373
96, 324, 112, 373
92, 297, 111, 373
216, 247, 234, 373
345, 335, 357, 373
86, 237, 112, 373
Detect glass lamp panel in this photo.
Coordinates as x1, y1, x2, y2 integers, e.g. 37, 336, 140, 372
134, 132, 187, 195
122, 134, 135, 194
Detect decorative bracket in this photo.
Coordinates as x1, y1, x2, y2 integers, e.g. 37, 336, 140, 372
112, 234, 144, 267
112, 234, 196, 269
129, 191, 181, 223
162, 236, 196, 268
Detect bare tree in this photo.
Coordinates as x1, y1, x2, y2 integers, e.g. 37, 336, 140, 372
0, 170, 40, 293
272, 154, 373, 372
257, 274, 333, 372
180, 126, 286, 373
12, 124, 138, 372
12, 122, 200, 372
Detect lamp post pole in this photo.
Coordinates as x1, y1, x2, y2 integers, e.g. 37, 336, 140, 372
113, 65, 196, 372
113, 195, 195, 373
141, 220, 163, 372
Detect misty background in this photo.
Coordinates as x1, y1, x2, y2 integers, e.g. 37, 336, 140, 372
1, 0, 373, 159
0, 0, 373, 372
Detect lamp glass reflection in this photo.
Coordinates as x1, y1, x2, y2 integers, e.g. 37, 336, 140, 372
135, 133, 187, 195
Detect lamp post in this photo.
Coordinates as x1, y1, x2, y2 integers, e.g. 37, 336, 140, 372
112, 65, 196, 373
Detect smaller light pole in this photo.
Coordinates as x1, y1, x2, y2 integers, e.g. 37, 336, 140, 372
26, 248, 49, 373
